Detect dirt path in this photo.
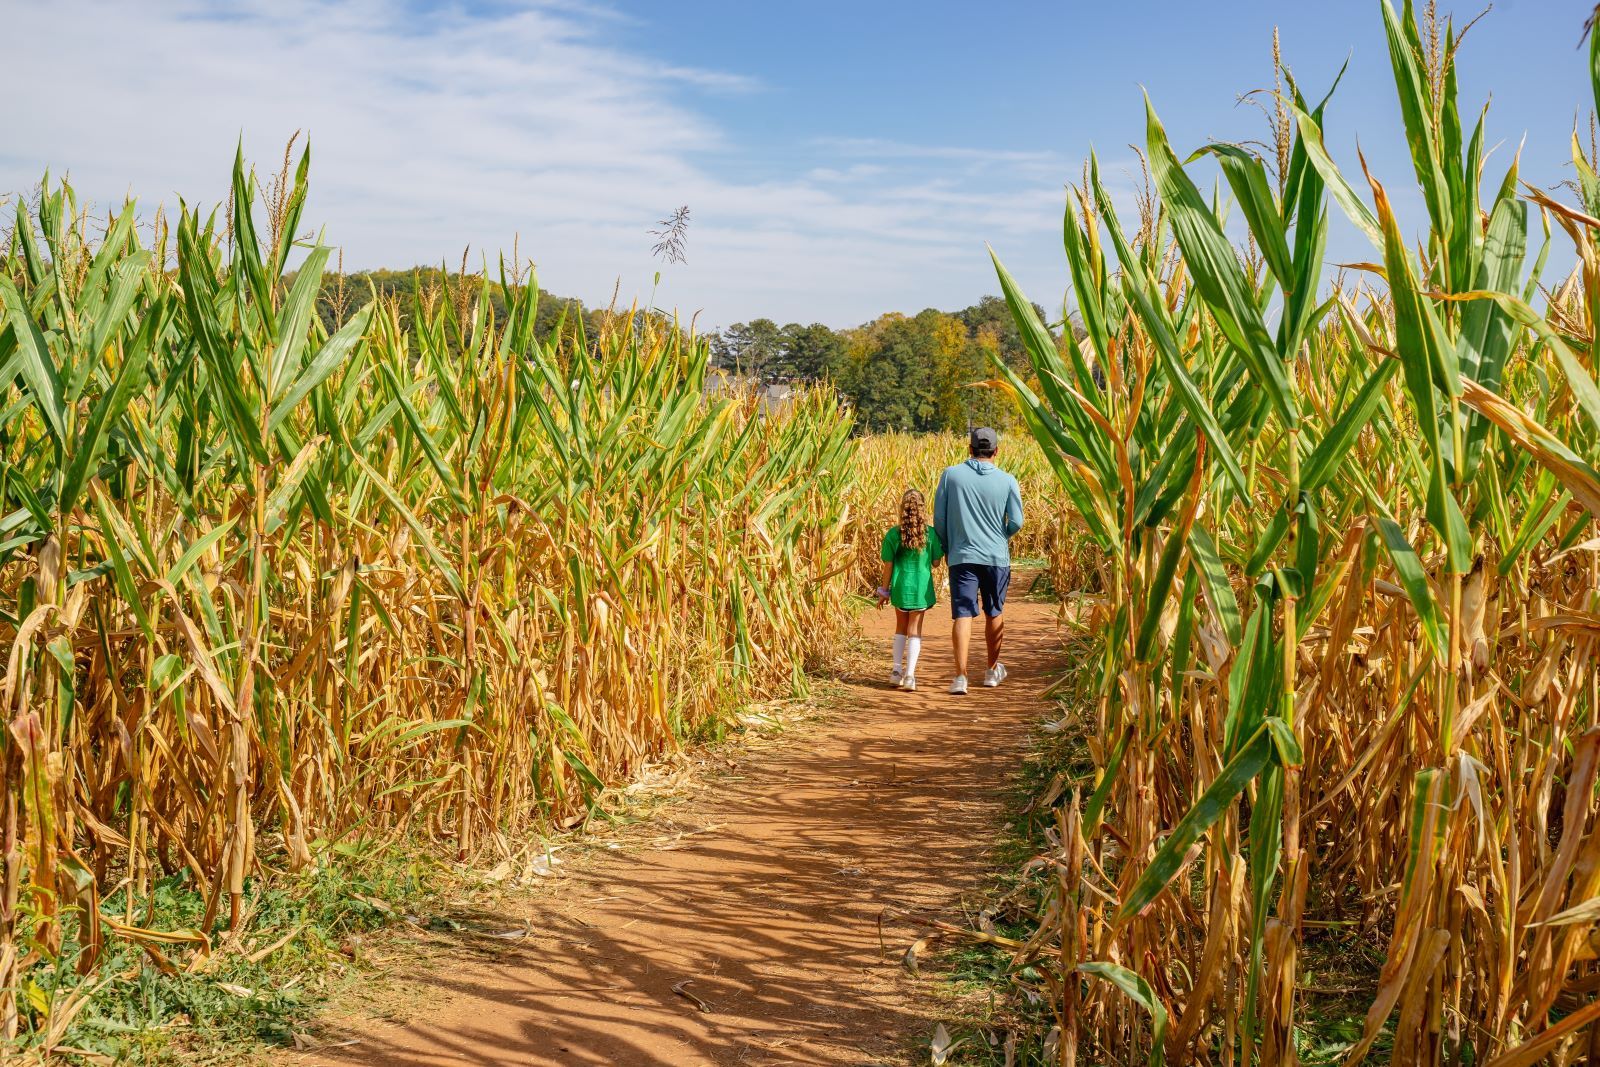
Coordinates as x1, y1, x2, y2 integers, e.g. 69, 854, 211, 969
306, 589, 1059, 1066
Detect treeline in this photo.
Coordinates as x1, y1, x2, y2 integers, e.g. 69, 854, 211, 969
708, 296, 1043, 432
313, 267, 594, 342
313, 270, 1038, 432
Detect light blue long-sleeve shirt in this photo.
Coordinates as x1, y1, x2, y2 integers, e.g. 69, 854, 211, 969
933, 459, 1024, 567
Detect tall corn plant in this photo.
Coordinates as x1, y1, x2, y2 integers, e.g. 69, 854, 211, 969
989, 2, 1600, 1063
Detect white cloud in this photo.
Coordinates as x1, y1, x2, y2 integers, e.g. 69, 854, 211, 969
3, 0, 1079, 327
812, 138, 1063, 166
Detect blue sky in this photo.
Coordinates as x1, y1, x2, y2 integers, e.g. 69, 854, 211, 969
4, 0, 1594, 328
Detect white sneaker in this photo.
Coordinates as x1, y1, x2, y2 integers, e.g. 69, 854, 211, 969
949, 676, 969, 695
890, 667, 904, 686
899, 674, 917, 692
983, 663, 1008, 688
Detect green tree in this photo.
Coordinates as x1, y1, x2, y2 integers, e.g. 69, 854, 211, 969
710, 318, 784, 378
958, 294, 1043, 372
312, 267, 590, 347
837, 308, 1018, 433
779, 322, 847, 380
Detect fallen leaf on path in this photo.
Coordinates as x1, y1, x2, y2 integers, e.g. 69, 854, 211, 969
244, 923, 305, 963
671, 978, 713, 1013
290, 1033, 360, 1052
525, 853, 561, 878
902, 935, 934, 977
931, 1022, 963, 1065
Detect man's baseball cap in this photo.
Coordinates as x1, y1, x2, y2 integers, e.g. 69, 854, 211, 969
970, 427, 998, 452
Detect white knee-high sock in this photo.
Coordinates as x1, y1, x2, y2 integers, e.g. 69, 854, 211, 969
892, 633, 906, 671
905, 636, 922, 676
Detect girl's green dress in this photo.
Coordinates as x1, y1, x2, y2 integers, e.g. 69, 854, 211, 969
880, 525, 944, 611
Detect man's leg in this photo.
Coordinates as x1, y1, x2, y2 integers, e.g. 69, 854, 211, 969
949, 565, 979, 690
984, 612, 1004, 670
952, 615, 973, 678
981, 565, 1011, 680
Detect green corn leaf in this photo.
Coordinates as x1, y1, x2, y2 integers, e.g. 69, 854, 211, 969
78, 207, 140, 317
83, 252, 154, 390
1063, 180, 1111, 365
1375, 176, 1455, 416
1469, 290, 1600, 435
176, 216, 268, 464
1289, 105, 1382, 252
1078, 962, 1168, 1067
1145, 95, 1297, 428
1245, 508, 1291, 577
0, 278, 67, 451
1194, 143, 1293, 290
230, 144, 276, 326
1083, 725, 1131, 835
1403, 768, 1444, 892
269, 303, 371, 434
1263, 716, 1304, 766
1188, 524, 1241, 645
164, 517, 239, 589
1134, 526, 1187, 662
1374, 514, 1447, 661
563, 748, 606, 799
1117, 721, 1276, 923
60, 298, 167, 516
269, 245, 330, 392
991, 251, 1073, 392
1500, 472, 1562, 573
1092, 185, 1249, 498
389, 718, 477, 748
1225, 587, 1281, 759
1460, 198, 1528, 475
1243, 759, 1285, 1055
1301, 359, 1400, 493
274, 142, 312, 277
1425, 458, 1472, 575
93, 494, 152, 639
1381, 0, 1452, 242
2, 463, 53, 534
376, 359, 469, 514
1592, 9, 1600, 122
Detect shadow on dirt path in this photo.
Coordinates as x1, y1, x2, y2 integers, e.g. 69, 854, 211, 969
304, 584, 1061, 1066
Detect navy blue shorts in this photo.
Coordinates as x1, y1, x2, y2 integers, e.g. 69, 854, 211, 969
949, 563, 1010, 619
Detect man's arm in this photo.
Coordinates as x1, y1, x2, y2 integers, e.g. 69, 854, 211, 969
1004, 476, 1023, 538
933, 470, 949, 545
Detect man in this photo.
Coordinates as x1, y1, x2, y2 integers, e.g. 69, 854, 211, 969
932, 427, 1024, 695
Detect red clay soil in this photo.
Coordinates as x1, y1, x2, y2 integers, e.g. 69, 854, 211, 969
303, 591, 1059, 1066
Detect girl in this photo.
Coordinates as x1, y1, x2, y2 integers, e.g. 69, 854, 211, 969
876, 488, 944, 691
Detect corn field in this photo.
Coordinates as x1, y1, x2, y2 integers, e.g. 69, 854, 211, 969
987, 2, 1600, 1063
0, 150, 855, 1040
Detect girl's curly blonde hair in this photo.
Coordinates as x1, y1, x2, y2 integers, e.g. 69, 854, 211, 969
900, 488, 927, 550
